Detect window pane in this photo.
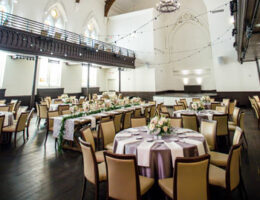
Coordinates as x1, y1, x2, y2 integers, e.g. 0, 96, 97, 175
0, 51, 6, 88
82, 66, 88, 87
49, 60, 61, 87
38, 58, 49, 87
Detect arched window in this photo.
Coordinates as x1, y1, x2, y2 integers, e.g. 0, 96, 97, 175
84, 18, 99, 40
44, 7, 65, 29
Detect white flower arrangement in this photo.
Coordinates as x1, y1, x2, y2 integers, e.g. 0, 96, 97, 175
201, 96, 211, 103
148, 116, 171, 136
61, 94, 68, 99
131, 97, 141, 105
191, 102, 205, 111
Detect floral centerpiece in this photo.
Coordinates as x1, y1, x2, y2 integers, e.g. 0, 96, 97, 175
148, 116, 171, 136
131, 97, 141, 105
191, 101, 205, 111
201, 96, 211, 103
61, 94, 68, 99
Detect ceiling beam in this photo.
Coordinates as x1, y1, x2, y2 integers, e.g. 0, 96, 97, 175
105, 0, 115, 17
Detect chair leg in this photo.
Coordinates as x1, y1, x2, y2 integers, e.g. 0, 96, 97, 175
14, 132, 17, 147
37, 118, 41, 129
240, 177, 248, 200
23, 130, 25, 143
44, 130, 49, 145
95, 183, 99, 200
81, 177, 86, 200
26, 127, 29, 139
243, 133, 248, 148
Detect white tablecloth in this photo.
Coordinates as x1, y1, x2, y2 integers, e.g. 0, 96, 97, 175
0, 112, 14, 127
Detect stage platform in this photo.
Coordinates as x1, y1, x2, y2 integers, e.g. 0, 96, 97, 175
153, 93, 217, 106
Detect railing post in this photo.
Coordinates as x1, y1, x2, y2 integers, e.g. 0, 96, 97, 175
30, 56, 39, 108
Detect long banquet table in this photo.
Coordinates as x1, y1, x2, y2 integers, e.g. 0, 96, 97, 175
113, 126, 209, 179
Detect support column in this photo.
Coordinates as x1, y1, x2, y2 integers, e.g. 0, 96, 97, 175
256, 58, 260, 85
118, 67, 121, 93
30, 55, 38, 108
87, 63, 91, 98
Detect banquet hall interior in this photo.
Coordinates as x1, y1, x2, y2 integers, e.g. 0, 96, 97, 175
0, 0, 260, 199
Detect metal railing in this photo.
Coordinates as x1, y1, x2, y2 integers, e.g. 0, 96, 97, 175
0, 11, 135, 58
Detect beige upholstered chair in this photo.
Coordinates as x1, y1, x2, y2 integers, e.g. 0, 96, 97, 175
45, 111, 59, 145
144, 106, 150, 120
253, 95, 260, 102
159, 155, 210, 200
179, 99, 188, 109
62, 110, 71, 115
100, 120, 116, 150
104, 152, 154, 200
0, 106, 9, 112
169, 117, 182, 128
157, 103, 163, 113
79, 138, 107, 200
161, 105, 168, 113
209, 144, 245, 197
134, 108, 142, 118
192, 98, 201, 102
123, 111, 133, 129
113, 113, 123, 133
38, 104, 48, 128
25, 108, 35, 139
0, 115, 5, 135
200, 120, 217, 151
0, 100, 6, 104
228, 107, 240, 130
181, 114, 198, 131
54, 99, 63, 104
13, 101, 21, 119
216, 106, 227, 114
150, 105, 156, 118
211, 103, 221, 110
81, 126, 105, 163
2, 112, 29, 147
148, 101, 156, 105
210, 98, 215, 103
173, 105, 184, 111
213, 114, 230, 146
131, 117, 146, 128
238, 112, 248, 147
229, 100, 237, 116
209, 127, 243, 167
58, 105, 70, 115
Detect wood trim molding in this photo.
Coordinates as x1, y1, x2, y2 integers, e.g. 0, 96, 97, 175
105, 0, 116, 17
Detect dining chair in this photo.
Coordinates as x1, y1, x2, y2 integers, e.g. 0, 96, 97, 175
253, 95, 259, 102
148, 101, 156, 105
238, 112, 248, 147
200, 119, 217, 151
2, 112, 29, 147
158, 154, 210, 200
161, 105, 168, 113
123, 111, 133, 129
81, 126, 106, 163
228, 107, 240, 130
58, 105, 70, 115
100, 120, 116, 151
131, 117, 146, 128
160, 112, 170, 118
181, 114, 198, 132
213, 114, 230, 146
210, 98, 215, 103
113, 113, 123, 133
79, 138, 107, 200
192, 98, 201, 102
0, 106, 9, 112
104, 152, 154, 200
173, 105, 184, 111
54, 99, 63, 104
179, 99, 188, 109
156, 103, 163, 114
13, 101, 21, 119
211, 103, 221, 110
25, 108, 35, 139
169, 117, 182, 128
45, 111, 59, 145
0, 115, 5, 139
38, 104, 48, 128
229, 100, 237, 116
209, 144, 246, 199
144, 106, 150, 120
150, 105, 156, 118
209, 126, 243, 168
134, 108, 142, 118
216, 106, 227, 114
62, 110, 71, 115
0, 100, 6, 104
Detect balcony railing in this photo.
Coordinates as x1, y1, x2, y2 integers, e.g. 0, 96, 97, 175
0, 11, 135, 58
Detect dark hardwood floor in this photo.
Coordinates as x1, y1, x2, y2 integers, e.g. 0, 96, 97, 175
0, 109, 259, 200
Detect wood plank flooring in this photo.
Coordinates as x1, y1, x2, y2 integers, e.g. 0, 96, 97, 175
0, 109, 259, 200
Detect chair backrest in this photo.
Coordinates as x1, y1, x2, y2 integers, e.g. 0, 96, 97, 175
113, 113, 123, 133
192, 98, 201, 102
253, 95, 260, 102
62, 110, 71, 115
222, 98, 230, 105
210, 98, 215, 103
211, 103, 221, 110
180, 99, 188, 109
160, 112, 170, 118
212, 114, 229, 136
157, 103, 163, 112
216, 106, 227, 114
26, 108, 35, 126
0, 115, 5, 134
54, 99, 63, 104
14, 101, 21, 113
16, 106, 28, 120
144, 106, 150, 119
131, 118, 146, 128
134, 108, 142, 118
123, 111, 133, 129
79, 98, 85, 105
238, 112, 245, 131
169, 117, 182, 128
150, 105, 156, 118
174, 155, 210, 200
232, 107, 240, 125
173, 105, 184, 111
200, 120, 217, 151
0, 106, 9, 112
81, 126, 96, 151
181, 114, 198, 131
79, 138, 98, 185
226, 144, 242, 191
39, 105, 48, 119
36, 103, 40, 117
104, 152, 141, 200
161, 105, 168, 113
233, 127, 243, 145
148, 101, 156, 105
0, 100, 6, 104
58, 105, 70, 115
229, 100, 237, 115
16, 112, 29, 132
101, 120, 116, 147
48, 111, 59, 131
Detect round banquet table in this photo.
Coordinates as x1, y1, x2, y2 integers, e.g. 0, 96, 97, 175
172, 109, 224, 122
0, 111, 14, 127
113, 126, 209, 179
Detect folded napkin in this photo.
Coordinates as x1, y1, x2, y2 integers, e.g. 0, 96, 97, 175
181, 138, 205, 155
186, 133, 204, 138
115, 137, 139, 154
176, 129, 192, 134
137, 141, 156, 167
164, 142, 184, 166
117, 133, 132, 138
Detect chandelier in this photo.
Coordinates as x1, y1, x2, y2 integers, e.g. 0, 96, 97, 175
156, 0, 181, 13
